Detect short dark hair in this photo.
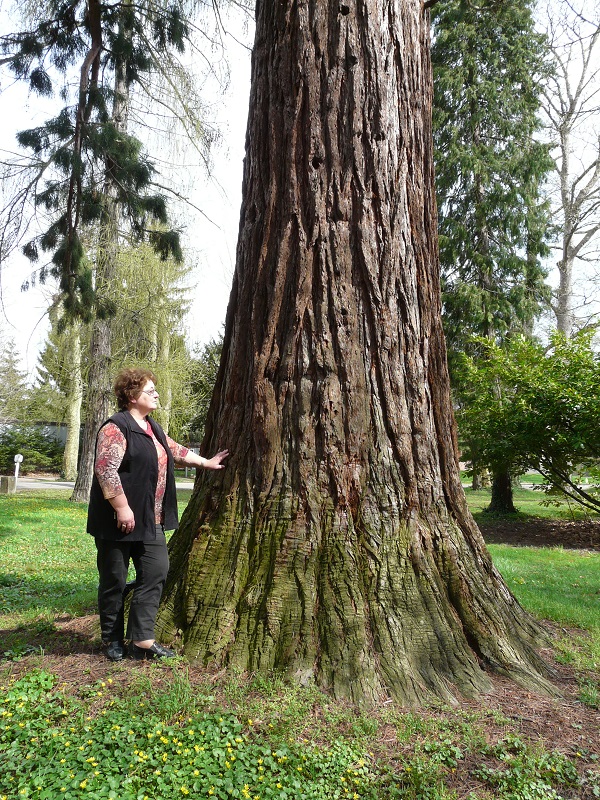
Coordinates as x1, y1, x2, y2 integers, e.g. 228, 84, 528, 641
114, 368, 157, 411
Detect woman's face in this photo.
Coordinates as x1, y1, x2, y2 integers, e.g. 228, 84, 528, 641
132, 379, 159, 415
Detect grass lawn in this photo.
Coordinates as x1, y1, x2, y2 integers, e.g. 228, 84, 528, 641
467, 486, 593, 521
0, 488, 599, 800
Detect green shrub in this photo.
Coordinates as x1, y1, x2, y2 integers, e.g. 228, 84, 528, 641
0, 426, 64, 474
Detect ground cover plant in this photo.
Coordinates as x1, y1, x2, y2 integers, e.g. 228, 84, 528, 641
0, 488, 598, 798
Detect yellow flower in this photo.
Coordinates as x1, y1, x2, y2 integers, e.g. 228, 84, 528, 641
79, 780, 87, 789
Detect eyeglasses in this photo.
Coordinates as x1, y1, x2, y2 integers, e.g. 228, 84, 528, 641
141, 389, 159, 396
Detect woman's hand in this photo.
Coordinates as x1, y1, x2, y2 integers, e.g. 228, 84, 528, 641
201, 450, 229, 470
114, 502, 135, 534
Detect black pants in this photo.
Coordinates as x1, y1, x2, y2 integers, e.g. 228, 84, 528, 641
95, 526, 169, 642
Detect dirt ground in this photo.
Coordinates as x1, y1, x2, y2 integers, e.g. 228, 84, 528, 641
2, 517, 599, 797
479, 515, 600, 551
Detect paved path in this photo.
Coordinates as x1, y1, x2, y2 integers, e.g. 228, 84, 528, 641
13, 477, 196, 492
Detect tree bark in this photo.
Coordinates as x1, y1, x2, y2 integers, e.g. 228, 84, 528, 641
157, 0, 554, 706
62, 322, 83, 481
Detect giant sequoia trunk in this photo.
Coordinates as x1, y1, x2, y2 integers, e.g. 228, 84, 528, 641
157, 0, 554, 706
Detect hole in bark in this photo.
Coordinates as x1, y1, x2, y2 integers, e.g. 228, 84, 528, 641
340, 4, 350, 14
311, 156, 323, 169
347, 54, 358, 67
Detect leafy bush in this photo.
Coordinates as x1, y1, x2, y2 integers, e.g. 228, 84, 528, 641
455, 331, 600, 512
0, 426, 64, 475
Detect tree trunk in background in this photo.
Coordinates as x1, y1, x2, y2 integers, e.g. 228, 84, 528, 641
157, 0, 554, 706
486, 467, 518, 515
471, 466, 490, 491
71, 32, 129, 502
153, 324, 173, 434
62, 322, 83, 480
70, 318, 113, 500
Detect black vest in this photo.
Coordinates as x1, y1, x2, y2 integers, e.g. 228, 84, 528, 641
87, 411, 179, 541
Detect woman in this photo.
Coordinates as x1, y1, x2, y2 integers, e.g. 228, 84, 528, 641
87, 368, 228, 661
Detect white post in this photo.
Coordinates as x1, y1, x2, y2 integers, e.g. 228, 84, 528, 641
14, 453, 23, 485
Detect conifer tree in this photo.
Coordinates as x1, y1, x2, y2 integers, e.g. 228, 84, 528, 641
1, 0, 187, 318
431, 0, 553, 511
0, 331, 30, 422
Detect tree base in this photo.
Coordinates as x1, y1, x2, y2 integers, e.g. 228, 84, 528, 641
157, 485, 556, 708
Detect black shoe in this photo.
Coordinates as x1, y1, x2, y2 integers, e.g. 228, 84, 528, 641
103, 640, 127, 661
131, 642, 175, 660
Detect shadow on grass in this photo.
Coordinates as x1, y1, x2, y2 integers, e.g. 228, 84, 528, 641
0, 572, 97, 615
1, 614, 100, 659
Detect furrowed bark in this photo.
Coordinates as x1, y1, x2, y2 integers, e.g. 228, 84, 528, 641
157, 0, 555, 706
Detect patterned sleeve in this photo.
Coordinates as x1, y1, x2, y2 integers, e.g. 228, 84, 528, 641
95, 422, 127, 499
166, 435, 189, 465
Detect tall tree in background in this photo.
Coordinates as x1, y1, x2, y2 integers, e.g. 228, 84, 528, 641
539, 0, 600, 336
35, 241, 195, 472
187, 335, 223, 442
156, 0, 554, 706
431, 0, 553, 511
0, 327, 29, 421
33, 302, 86, 478
108, 241, 194, 438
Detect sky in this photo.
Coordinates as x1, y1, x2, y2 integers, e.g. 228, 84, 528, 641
0, 4, 254, 376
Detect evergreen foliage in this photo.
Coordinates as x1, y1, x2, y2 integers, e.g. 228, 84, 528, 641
187, 334, 223, 443
431, 0, 554, 360
0, 335, 30, 422
0, 0, 190, 319
0, 426, 64, 474
32, 243, 197, 436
